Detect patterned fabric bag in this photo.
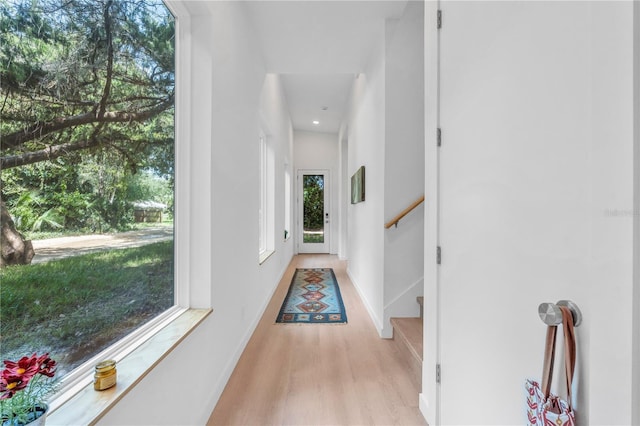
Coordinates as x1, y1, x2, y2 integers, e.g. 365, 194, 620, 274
525, 306, 576, 426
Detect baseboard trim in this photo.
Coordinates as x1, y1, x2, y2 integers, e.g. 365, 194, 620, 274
346, 267, 384, 336
384, 276, 424, 310
419, 392, 432, 425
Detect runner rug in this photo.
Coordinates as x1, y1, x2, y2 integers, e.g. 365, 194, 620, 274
276, 268, 347, 324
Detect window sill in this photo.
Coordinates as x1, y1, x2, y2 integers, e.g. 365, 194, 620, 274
259, 249, 275, 265
46, 308, 211, 425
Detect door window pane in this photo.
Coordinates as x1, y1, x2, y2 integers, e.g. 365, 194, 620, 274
302, 175, 324, 243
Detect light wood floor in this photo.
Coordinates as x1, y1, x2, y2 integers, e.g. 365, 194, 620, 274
207, 254, 427, 426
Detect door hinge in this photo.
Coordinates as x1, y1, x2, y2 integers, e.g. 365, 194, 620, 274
436, 364, 441, 384
437, 10, 442, 29
437, 128, 442, 147
437, 246, 442, 265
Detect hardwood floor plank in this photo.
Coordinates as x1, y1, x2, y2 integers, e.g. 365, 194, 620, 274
208, 255, 427, 426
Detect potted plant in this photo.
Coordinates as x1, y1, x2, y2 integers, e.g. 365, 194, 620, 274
0, 353, 57, 426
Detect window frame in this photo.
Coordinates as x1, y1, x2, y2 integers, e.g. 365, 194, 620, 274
258, 130, 275, 263
259, 131, 268, 256
284, 164, 292, 241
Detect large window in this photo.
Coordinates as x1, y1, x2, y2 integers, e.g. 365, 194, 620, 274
0, 0, 175, 381
259, 132, 268, 256
258, 131, 274, 261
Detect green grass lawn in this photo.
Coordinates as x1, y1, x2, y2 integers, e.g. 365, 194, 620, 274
0, 241, 174, 376
303, 231, 324, 244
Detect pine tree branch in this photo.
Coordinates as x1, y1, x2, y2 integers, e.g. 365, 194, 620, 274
0, 96, 173, 152
1, 137, 105, 169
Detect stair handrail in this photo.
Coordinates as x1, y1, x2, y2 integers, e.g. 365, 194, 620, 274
384, 195, 425, 229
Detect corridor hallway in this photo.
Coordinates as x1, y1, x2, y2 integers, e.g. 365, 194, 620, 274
208, 255, 426, 425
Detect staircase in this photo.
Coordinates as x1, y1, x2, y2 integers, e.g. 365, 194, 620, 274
390, 296, 423, 386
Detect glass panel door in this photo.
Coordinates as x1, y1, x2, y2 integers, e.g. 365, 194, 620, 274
298, 170, 329, 253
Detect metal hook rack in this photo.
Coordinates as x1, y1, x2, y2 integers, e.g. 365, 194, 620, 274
538, 300, 582, 327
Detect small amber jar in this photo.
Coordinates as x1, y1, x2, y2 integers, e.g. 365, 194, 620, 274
94, 360, 117, 391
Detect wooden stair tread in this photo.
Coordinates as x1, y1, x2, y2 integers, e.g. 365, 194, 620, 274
390, 317, 423, 363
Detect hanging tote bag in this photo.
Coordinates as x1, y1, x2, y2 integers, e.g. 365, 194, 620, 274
525, 305, 577, 426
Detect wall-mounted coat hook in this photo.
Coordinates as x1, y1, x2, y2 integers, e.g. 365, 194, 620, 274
538, 299, 582, 327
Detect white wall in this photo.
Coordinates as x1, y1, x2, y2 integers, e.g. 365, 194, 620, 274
346, 25, 387, 333
346, 1, 425, 337
294, 131, 339, 171
293, 130, 339, 254
423, 2, 636, 424
382, 0, 425, 337
97, 3, 294, 424
261, 74, 295, 252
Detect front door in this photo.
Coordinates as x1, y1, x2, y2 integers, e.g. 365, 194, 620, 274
297, 170, 330, 253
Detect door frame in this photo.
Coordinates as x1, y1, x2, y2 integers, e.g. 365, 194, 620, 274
421, 1, 441, 424
296, 169, 330, 254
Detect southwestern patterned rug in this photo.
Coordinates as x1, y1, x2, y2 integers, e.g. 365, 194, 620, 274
276, 268, 348, 324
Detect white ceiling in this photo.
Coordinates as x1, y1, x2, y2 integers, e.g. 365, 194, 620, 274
243, 1, 408, 74
182, 1, 409, 133
279, 73, 354, 133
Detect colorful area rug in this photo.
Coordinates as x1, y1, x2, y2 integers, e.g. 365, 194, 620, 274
276, 268, 347, 324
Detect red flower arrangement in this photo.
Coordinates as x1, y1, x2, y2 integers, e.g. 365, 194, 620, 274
0, 353, 57, 425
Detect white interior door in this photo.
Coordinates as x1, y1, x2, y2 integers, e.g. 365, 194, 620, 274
437, 2, 607, 423
297, 170, 330, 253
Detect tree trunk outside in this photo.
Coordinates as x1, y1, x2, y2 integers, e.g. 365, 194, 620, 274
0, 199, 34, 267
